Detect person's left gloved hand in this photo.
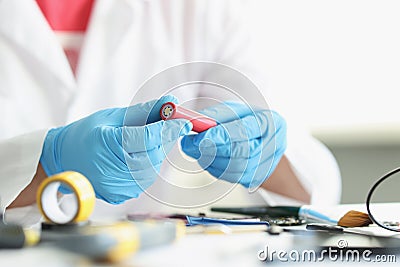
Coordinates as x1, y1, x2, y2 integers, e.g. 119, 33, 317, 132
181, 101, 287, 190
40, 95, 192, 204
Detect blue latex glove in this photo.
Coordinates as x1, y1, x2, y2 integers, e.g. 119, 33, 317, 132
181, 102, 286, 190
40, 96, 192, 204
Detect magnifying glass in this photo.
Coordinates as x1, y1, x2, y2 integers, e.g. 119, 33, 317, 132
366, 167, 400, 232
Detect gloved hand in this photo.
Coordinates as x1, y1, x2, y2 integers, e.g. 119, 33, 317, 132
40, 95, 192, 204
181, 101, 286, 190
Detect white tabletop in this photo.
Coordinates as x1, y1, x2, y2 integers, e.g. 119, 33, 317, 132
1, 204, 400, 267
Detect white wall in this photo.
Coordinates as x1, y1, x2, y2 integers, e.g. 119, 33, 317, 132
247, 1, 400, 203
250, 1, 400, 142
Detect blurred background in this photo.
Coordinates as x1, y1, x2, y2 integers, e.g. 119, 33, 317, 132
250, 0, 400, 203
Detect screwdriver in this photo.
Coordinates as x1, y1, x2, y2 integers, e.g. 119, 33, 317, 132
41, 220, 185, 262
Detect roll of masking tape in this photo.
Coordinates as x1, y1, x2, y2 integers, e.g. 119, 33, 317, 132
37, 171, 95, 224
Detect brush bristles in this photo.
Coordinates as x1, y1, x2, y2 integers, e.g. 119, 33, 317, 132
337, 210, 372, 227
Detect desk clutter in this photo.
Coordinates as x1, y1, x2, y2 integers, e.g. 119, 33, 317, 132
2, 171, 400, 264
1, 172, 185, 262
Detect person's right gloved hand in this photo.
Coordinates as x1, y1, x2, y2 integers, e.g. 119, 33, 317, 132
40, 96, 192, 204
181, 101, 286, 191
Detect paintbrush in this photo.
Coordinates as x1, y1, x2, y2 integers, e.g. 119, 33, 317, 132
211, 206, 372, 227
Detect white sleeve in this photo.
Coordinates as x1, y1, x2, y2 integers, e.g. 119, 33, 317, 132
197, 0, 342, 205
0, 130, 47, 211
283, 120, 341, 205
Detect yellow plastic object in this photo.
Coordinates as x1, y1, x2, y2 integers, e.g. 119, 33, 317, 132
36, 171, 95, 224
88, 222, 140, 262
174, 220, 186, 239
23, 229, 40, 246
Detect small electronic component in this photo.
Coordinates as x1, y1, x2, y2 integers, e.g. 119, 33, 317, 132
160, 102, 217, 132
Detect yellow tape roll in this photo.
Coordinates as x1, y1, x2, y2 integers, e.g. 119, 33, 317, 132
37, 171, 95, 224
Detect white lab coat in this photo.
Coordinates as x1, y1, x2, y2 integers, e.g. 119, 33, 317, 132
0, 0, 341, 223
